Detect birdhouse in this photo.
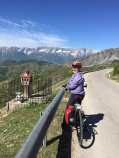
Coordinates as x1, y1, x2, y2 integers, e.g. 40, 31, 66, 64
21, 69, 32, 99
21, 69, 32, 85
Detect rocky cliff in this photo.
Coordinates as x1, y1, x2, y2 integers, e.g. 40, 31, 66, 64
0, 46, 99, 64
64, 48, 119, 66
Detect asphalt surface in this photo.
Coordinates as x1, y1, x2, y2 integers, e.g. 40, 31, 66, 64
71, 69, 119, 158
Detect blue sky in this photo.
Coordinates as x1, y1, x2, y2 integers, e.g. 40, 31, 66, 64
0, 0, 119, 51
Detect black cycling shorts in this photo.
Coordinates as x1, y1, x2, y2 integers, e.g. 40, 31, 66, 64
66, 94, 84, 110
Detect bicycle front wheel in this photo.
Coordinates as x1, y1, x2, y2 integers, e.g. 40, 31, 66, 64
77, 110, 83, 146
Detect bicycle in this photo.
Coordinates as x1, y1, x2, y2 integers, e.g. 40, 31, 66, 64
69, 103, 84, 147
68, 84, 87, 147
63, 84, 87, 147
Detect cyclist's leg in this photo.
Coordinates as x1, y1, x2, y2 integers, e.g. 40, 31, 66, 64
75, 94, 84, 105
66, 94, 78, 109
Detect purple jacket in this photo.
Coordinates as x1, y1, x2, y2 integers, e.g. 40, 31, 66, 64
66, 72, 85, 95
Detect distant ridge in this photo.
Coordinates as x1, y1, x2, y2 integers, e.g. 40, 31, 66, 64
64, 48, 119, 66
0, 46, 99, 64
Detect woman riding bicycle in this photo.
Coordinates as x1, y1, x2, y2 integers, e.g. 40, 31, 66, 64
61, 61, 85, 131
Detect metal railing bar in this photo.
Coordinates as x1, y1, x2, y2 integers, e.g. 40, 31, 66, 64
15, 88, 65, 158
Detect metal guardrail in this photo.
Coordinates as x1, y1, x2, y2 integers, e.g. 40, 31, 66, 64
16, 88, 65, 158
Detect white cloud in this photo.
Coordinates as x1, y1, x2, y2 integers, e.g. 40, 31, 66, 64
0, 31, 36, 47
0, 23, 68, 48
21, 20, 38, 27
0, 17, 68, 48
0, 17, 24, 27
0, 18, 68, 48
39, 33, 68, 47
0, 17, 39, 28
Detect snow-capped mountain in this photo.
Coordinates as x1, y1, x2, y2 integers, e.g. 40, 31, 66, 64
0, 46, 99, 64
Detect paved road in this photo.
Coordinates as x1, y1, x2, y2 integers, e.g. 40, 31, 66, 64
71, 69, 119, 158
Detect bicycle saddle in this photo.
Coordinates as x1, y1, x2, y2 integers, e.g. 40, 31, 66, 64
74, 103, 82, 110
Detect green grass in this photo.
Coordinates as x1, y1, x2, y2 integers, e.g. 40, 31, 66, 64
0, 79, 71, 158
105, 70, 119, 83
0, 103, 46, 157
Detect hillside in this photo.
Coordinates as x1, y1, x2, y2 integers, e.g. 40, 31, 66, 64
0, 60, 61, 82
1, 47, 119, 82
0, 76, 71, 158
64, 48, 119, 67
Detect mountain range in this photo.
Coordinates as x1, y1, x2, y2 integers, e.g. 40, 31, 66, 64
64, 48, 119, 67
0, 47, 119, 82
0, 46, 99, 64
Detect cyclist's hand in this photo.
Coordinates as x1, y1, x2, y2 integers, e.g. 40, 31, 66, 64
61, 84, 67, 90
61, 84, 66, 88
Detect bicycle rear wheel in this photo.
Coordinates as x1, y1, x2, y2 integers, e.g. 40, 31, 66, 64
76, 110, 83, 146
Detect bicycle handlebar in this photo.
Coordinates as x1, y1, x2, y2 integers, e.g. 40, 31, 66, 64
84, 84, 87, 87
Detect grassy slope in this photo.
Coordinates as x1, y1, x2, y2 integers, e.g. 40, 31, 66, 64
0, 78, 71, 158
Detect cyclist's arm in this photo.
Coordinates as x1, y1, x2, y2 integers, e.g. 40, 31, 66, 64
66, 75, 81, 90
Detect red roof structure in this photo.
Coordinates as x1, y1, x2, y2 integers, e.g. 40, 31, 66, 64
21, 74, 32, 78
21, 69, 32, 78
25, 69, 29, 72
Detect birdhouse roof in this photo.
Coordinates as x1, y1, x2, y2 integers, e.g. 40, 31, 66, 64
25, 69, 29, 72
21, 74, 32, 78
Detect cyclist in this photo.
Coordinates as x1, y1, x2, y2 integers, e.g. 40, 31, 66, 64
61, 61, 85, 131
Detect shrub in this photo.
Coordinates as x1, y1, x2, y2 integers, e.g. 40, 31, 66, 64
113, 63, 119, 75
26, 101, 39, 108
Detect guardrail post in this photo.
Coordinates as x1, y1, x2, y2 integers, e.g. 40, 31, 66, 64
40, 111, 47, 147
